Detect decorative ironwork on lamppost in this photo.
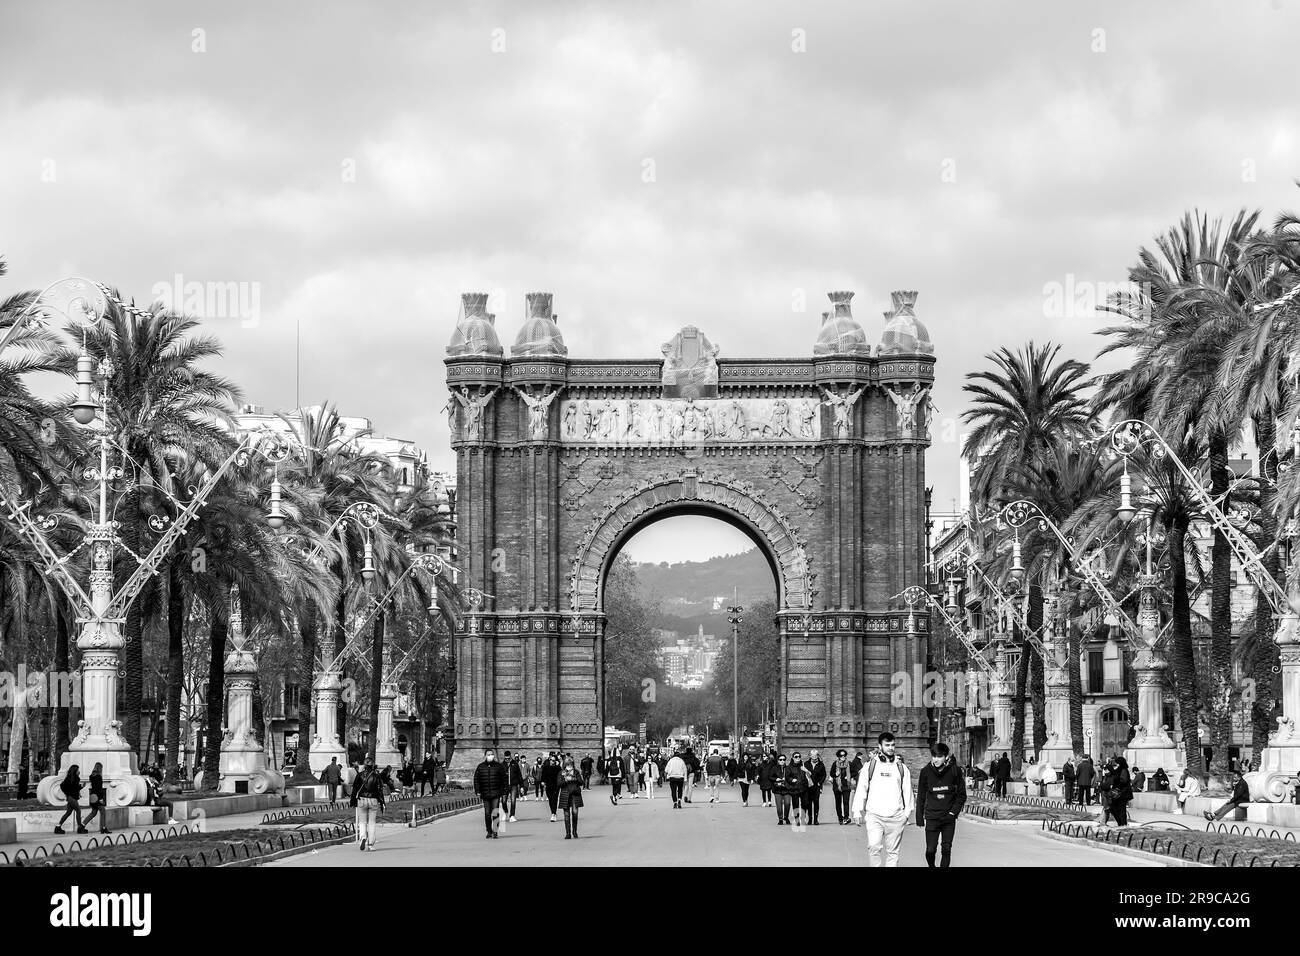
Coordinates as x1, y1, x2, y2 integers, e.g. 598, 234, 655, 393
936, 543, 1058, 679
897, 585, 995, 679
994, 499, 1147, 649
1, 349, 291, 805
1108, 418, 1300, 796
1108, 418, 1292, 662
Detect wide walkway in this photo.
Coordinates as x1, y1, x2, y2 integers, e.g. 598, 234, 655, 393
269, 783, 1158, 868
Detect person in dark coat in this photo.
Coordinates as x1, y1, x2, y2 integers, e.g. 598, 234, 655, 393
321, 757, 344, 802
1061, 758, 1076, 804
771, 753, 793, 824
915, 743, 967, 867
82, 762, 111, 835
502, 750, 524, 822
541, 752, 563, 819
605, 750, 625, 805
1108, 756, 1134, 826
557, 757, 585, 838
16, 763, 29, 800
580, 753, 595, 790
1075, 755, 1095, 805
739, 754, 758, 806
803, 750, 828, 824
757, 754, 776, 807
1204, 769, 1252, 822
1149, 767, 1170, 792
351, 757, 387, 850
829, 749, 856, 824
780, 753, 808, 826
994, 753, 1012, 797
473, 749, 509, 839
54, 765, 86, 834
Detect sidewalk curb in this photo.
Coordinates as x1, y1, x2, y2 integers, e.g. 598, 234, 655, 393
1033, 827, 1207, 867
963, 813, 1197, 865
411, 801, 480, 828
228, 833, 355, 868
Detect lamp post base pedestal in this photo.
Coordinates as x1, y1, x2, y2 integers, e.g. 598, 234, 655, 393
1123, 741, 1185, 777
1243, 727, 1300, 803
219, 748, 286, 795
36, 749, 150, 807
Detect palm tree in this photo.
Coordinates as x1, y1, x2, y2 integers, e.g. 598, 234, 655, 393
1215, 210, 1300, 751
1007, 443, 1124, 756
961, 342, 1093, 507
964, 342, 1094, 766
185, 463, 334, 788
76, 299, 240, 755
1096, 210, 1262, 777
273, 403, 390, 781
360, 468, 460, 761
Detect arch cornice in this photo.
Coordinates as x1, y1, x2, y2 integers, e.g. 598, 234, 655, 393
567, 470, 815, 613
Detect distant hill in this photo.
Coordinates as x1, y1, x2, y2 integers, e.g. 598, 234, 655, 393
631, 549, 775, 621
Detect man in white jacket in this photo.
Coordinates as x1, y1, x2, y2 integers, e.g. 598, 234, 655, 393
851, 732, 914, 867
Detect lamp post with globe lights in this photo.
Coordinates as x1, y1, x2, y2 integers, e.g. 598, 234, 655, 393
993, 495, 1185, 770
0, 279, 293, 805
1107, 418, 1300, 796
727, 595, 743, 758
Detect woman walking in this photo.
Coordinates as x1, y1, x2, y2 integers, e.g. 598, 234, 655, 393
54, 765, 87, 835
739, 754, 757, 807
758, 752, 776, 808
558, 757, 584, 838
1109, 755, 1134, 827
626, 751, 641, 799
82, 762, 111, 835
350, 757, 386, 851
642, 753, 659, 798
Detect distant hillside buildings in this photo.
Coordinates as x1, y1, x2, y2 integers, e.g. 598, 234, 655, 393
654, 624, 718, 689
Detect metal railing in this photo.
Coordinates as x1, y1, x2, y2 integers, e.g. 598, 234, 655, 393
1, 824, 196, 866
1205, 821, 1298, 843
1043, 820, 1288, 866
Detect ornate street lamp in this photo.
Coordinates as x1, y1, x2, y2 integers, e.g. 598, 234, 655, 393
0, 277, 298, 806
267, 477, 287, 530
727, 596, 743, 755
1116, 463, 1137, 524
361, 537, 377, 584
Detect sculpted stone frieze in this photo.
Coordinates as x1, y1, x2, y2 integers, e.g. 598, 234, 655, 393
559, 397, 821, 445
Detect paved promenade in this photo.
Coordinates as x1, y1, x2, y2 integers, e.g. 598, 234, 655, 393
269, 783, 1158, 868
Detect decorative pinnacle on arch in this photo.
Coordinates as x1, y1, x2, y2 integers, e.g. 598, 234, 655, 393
461, 292, 489, 320
891, 290, 919, 315
525, 292, 554, 321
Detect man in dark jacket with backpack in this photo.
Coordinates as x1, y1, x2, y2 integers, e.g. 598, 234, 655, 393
915, 742, 966, 867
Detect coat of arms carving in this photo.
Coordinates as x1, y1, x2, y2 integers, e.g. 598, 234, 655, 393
661, 326, 719, 399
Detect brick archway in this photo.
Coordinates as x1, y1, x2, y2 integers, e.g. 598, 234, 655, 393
444, 301, 936, 774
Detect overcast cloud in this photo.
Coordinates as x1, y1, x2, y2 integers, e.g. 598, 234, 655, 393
4, 1, 1298, 562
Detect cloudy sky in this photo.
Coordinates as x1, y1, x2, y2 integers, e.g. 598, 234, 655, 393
4, 1, 1298, 564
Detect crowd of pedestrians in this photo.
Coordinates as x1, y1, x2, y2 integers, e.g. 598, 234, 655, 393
463, 732, 971, 868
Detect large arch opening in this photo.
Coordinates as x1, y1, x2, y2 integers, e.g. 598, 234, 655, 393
599, 510, 781, 753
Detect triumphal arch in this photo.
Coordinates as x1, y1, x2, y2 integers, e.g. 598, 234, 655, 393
444, 289, 936, 769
